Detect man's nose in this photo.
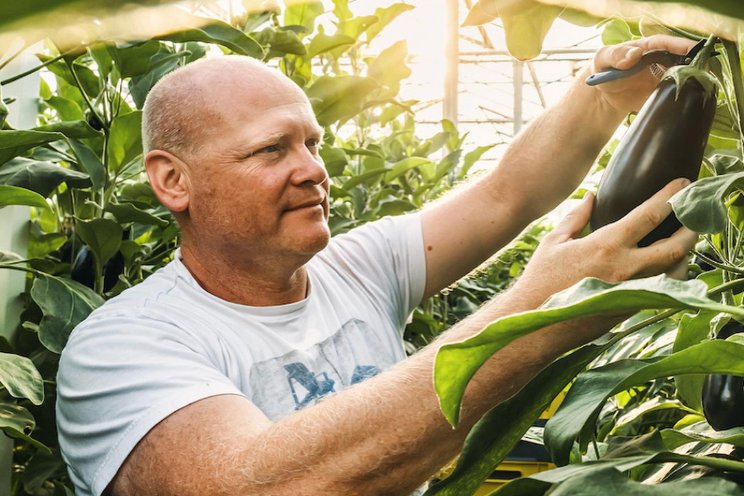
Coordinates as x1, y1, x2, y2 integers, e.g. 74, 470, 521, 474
292, 147, 328, 186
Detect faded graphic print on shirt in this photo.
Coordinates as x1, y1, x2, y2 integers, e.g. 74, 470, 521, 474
249, 318, 394, 420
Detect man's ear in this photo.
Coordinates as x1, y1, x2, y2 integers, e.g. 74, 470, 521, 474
145, 150, 191, 213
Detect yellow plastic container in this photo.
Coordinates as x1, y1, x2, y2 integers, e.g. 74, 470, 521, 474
539, 390, 567, 420
433, 459, 555, 495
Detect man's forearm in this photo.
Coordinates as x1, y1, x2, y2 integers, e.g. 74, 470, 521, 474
236, 287, 610, 495
485, 67, 625, 222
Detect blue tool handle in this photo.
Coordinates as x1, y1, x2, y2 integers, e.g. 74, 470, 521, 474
585, 64, 645, 86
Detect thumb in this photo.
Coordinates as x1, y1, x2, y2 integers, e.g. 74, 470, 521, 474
595, 44, 643, 71
551, 193, 594, 240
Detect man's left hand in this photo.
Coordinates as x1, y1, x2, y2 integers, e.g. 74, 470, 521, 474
591, 34, 697, 116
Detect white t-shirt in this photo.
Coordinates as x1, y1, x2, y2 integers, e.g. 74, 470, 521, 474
56, 213, 426, 496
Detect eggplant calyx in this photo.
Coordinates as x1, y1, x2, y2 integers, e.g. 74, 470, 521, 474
663, 65, 719, 102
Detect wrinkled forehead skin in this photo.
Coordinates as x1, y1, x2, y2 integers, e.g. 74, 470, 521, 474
150, 56, 316, 155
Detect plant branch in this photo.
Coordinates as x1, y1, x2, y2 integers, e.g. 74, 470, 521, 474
690, 35, 718, 71
691, 250, 744, 275
0, 53, 66, 86
64, 58, 108, 134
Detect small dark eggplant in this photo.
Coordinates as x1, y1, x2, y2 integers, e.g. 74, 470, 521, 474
590, 68, 718, 247
703, 320, 744, 431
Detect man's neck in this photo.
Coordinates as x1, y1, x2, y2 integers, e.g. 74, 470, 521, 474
178, 244, 309, 307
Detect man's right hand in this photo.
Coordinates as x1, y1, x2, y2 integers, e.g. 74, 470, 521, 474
513, 177, 698, 305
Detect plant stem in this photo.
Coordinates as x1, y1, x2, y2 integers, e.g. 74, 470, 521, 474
64, 58, 108, 134
690, 35, 718, 71
0, 53, 66, 86
660, 453, 744, 473
691, 249, 744, 275
722, 40, 744, 149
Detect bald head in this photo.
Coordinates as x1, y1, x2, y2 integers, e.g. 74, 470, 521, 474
141, 56, 308, 156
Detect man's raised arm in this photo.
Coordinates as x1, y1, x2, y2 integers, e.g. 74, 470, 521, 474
420, 35, 696, 298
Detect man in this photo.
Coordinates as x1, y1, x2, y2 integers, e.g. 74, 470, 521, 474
57, 34, 698, 495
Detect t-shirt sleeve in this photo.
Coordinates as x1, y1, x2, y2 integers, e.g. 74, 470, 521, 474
56, 313, 245, 496
324, 212, 426, 328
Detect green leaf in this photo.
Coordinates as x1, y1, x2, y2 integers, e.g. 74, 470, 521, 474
462, 145, 494, 177
662, 421, 744, 450
384, 157, 433, 181
435, 276, 744, 427
365, 3, 415, 43
670, 171, 744, 233
30, 274, 104, 353
673, 311, 716, 411
463, 0, 562, 60
45, 96, 84, 121
157, 18, 265, 58
319, 146, 347, 177
0, 402, 35, 438
107, 111, 142, 172
108, 41, 163, 78
0, 353, 43, 405
545, 340, 744, 465
68, 139, 105, 190
425, 344, 602, 495
0, 185, 49, 210
105, 202, 169, 227
306, 76, 379, 126
367, 40, 411, 98
129, 51, 182, 108
284, 1, 324, 34
254, 27, 306, 59
602, 18, 635, 45
0, 158, 89, 197
0, 129, 66, 166
36, 120, 101, 140
547, 466, 742, 495
306, 32, 355, 58
75, 218, 123, 269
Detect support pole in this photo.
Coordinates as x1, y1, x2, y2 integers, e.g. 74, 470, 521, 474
444, 0, 459, 125
512, 59, 523, 135
0, 40, 41, 495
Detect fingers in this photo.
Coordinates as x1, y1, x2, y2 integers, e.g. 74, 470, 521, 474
610, 178, 690, 243
548, 193, 594, 242
593, 35, 697, 72
635, 225, 698, 278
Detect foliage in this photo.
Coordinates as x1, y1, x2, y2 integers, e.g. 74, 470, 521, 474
0, 1, 529, 494
426, 2, 744, 495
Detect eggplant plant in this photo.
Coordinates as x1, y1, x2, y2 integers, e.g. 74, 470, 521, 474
427, 3, 744, 495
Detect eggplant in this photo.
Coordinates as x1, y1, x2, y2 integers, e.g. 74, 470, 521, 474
703, 320, 744, 431
590, 70, 718, 246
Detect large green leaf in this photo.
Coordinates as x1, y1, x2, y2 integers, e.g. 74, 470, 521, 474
68, 139, 105, 190
463, 0, 562, 60
661, 421, 744, 450
535, 0, 744, 41
672, 310, 716, 411
75, 218, 123, 269
541, 466, 742, 495
306, 76, 379, 126
30, 274, 105, 353
435, 276, 744, 426
364, 3, 415, 44
107, 40, 163, 78
157, 18, 264, 58
367, 40, 411, 98
0, 402, 49, 453
107, 111, 142, 172
0, 129, 66, 166
0, 185, 49, 210
254, 27, 306, 59
425, 344, 603, 495
105, 202, 169, 227
0, 353, 43, 405
670, 171, 744, 233
306, 32, 355, 58
544, 340, 744, 465
0, 158, 89, 197
284, 1, 324, 34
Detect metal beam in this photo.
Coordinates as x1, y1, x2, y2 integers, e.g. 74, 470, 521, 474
443, 0, 459, 125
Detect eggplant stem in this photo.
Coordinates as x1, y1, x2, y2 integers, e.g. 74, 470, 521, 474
690, 35, 719, 71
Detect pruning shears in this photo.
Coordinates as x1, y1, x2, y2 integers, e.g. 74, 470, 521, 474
585, 39, 714, 86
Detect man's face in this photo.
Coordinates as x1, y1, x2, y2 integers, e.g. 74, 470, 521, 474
183, 75, 330, 264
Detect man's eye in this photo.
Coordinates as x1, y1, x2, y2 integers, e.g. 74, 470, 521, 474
258, 144, 280, 154
306, 139, 320, 151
